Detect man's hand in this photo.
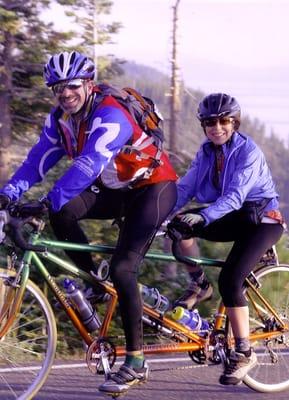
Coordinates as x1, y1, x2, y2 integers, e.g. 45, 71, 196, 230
179, 213, 204, 227
18, 199, 50, 217
0, 194, 11, 210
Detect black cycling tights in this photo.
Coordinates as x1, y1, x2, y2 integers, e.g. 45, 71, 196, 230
49, 181, 177, 351
191, 209, 284, 307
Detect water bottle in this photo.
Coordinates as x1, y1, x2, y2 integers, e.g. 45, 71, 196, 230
63, 278, 101, 332
171, 306, 209, 334
139, 284, 170, 313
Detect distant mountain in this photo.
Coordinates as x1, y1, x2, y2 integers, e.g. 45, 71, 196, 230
118, 61, 170, 84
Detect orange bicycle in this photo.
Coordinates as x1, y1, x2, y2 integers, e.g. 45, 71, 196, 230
0, 205, 289, 399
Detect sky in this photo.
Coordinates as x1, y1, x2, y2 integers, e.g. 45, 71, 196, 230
46, 0, 289, 144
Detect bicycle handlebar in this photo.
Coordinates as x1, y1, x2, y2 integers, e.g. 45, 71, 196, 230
0, 202, 195, 258
0, 208, 47, 252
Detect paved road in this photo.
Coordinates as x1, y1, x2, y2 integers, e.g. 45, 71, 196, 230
34, 356, 289, 400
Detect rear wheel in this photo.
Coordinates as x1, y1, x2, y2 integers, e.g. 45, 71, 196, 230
243, 264, 289, 392
0, 268, 57, 399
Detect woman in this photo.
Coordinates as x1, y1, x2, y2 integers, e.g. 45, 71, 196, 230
169, 93, 285, 385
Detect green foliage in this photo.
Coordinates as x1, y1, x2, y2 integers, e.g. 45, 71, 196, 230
275, 233, 289, 263
0, 6, 20, 36
0, 0, 123, 184
57, 0, 122, 79
0, 1, 70, 153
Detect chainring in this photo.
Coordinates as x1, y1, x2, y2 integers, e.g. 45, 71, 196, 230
86, 338, 116, 374
188, 348, 207, 364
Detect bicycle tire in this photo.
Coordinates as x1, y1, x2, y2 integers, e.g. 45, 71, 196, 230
0, 268, 57, 399
242, 263, 289, 392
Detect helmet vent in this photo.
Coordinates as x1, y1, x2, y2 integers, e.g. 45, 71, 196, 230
66, 66, 73, 77
49, 58, 55, 69
87, 65, 94, 74
59, 53, 64, 70
76, 58, 86, 74
70, 51, 76, 64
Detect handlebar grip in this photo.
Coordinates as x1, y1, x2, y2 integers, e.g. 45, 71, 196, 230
8, 216, 47, 252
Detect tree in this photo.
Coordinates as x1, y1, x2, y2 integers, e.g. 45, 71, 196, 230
0, 0, 122, 186
0, 0, 73, 184
58, 0, 122, 80
169, 0, 182, 163
0, 4, 19, 185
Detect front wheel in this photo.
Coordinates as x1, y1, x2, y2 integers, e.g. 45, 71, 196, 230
243, 264, 289, 392
0, 268, 57, 399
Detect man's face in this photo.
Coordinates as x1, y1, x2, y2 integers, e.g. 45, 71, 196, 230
202, 117, 235, 145
52, 79, 94, 114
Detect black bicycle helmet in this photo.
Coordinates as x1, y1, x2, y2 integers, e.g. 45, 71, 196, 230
197, 93, 241, 128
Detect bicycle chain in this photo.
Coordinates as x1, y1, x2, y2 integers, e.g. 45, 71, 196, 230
151, 363, 209, 372
107, 333, 211, 373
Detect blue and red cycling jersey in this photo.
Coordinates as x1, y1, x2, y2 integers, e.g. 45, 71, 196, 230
1, 95, 177, 211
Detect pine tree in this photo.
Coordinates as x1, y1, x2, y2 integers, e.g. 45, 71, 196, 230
57, 0, 122, 80
0, 0, 122, 184
0, 1, 71, 184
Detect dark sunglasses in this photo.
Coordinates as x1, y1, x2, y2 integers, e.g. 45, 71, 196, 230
52, 79, 84, 95
203, 117, 234, 127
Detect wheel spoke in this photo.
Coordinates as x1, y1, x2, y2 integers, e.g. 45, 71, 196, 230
243, 264, 289, 392
0, 269, 57, 399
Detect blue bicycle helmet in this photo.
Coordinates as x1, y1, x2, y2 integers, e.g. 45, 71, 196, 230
197, 93, 241, 128
44, 51, 95, 87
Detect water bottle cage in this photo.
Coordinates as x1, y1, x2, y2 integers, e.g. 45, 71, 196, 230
90, 259, 110, 282
149, 288, 165, 313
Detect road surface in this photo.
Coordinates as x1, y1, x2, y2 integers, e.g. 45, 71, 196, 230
33, 356, 289, 400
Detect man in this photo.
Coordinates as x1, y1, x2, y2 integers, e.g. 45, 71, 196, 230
0, 51, 177, 395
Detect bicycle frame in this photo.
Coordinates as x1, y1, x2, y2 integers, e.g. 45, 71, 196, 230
29, 235, 221, 353
3, 225, 286, 363
2, 217, 289, 398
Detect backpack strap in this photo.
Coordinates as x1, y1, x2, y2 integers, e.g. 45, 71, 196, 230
92, 84, 164, 185
52, 106, 90, 157
52, 107, 73, 159
77, 120, 88, 155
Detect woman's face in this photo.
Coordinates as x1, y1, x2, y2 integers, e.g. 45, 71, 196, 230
203, 117, 235, 146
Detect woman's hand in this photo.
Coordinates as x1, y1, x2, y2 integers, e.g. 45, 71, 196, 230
179, 213, 204, 227
167, 213, 204, 241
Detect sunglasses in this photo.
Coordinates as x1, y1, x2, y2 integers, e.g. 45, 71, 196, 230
52, 79, 84, 95
203, 117, 234, 127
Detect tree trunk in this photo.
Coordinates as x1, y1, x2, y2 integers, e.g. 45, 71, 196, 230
169, 0, 181, 168
0, 30, 13, 185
